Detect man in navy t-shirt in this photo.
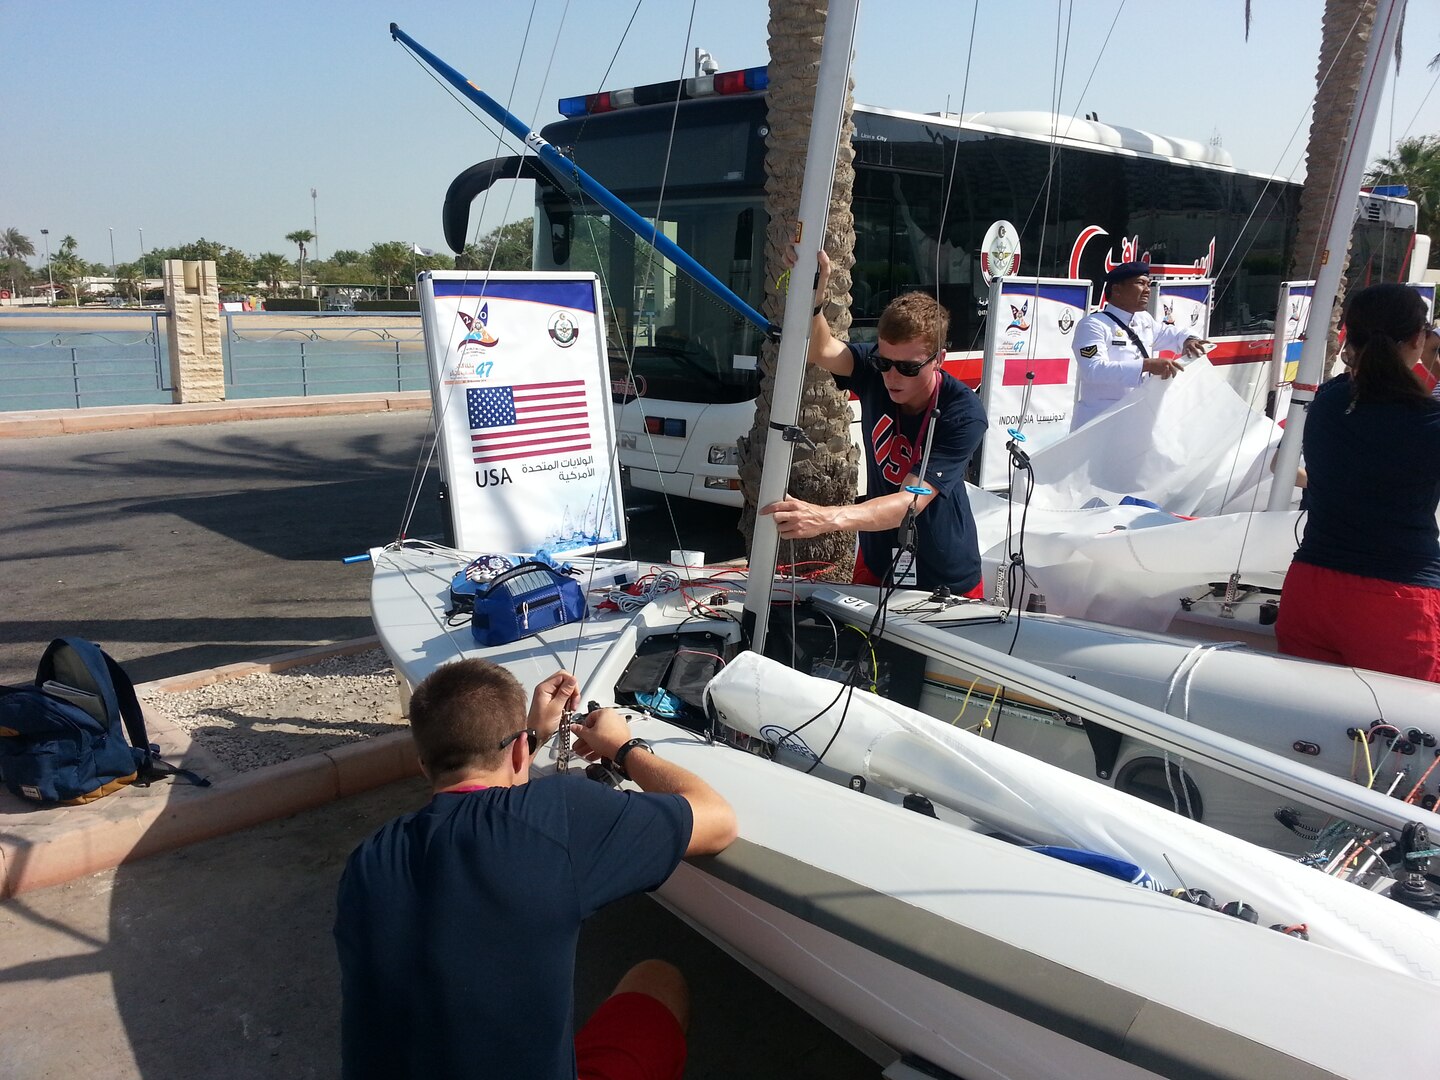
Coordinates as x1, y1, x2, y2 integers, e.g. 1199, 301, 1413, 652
334, 660, 737, 1080
762, 249, 988, 592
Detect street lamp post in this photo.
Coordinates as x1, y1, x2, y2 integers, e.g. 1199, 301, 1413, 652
40, 229, 54, 306
108, 227, 117, 297
138, 228, 146, 303
311, 187, 319, 262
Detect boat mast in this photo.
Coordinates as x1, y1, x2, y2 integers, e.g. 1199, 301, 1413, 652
1267, 0, 1405, 510
743, 0, 862, 654
389, 23, 772, 337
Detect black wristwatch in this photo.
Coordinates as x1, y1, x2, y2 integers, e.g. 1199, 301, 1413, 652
612, 737, 654, 778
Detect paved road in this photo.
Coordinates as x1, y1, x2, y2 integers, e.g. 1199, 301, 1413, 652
0, 412, 745, 685
0, 413, 876, 1078
0, 779, 878, 1080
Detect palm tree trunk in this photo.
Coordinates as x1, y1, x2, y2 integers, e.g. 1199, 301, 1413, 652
737, 0, 859, 577
1292, 0, 1377, 375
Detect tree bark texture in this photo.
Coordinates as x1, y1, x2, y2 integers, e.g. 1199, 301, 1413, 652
737, 0, 860, 579
1291, 0, 1376, 375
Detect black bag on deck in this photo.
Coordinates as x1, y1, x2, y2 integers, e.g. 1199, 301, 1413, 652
0, 637, 202, 804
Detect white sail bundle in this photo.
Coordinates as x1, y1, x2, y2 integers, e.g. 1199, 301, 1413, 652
707, 651, 1440, 982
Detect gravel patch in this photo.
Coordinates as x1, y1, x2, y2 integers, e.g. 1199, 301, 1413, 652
140, 649, 407, 773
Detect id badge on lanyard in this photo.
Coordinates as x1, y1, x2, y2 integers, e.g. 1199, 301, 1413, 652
883, 372, 940, 590
890, 548, 917, 586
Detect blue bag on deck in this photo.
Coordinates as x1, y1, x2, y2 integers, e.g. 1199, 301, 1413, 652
470, 562, 586, 647
0, 637, 201, 804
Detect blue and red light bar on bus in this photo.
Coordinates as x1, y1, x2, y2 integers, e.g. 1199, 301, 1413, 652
559, 66, 769, 118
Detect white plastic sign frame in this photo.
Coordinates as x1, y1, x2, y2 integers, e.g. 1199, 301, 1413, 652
977, 276, 1091, 491
1269, 280, 1314, 420
418, 270, 625, 557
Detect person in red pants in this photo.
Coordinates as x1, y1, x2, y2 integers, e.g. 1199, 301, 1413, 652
1276, 283, 1440, 681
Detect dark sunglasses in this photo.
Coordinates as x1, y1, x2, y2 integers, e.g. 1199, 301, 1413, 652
874, 349, 939, 377
498, 728, 539, 755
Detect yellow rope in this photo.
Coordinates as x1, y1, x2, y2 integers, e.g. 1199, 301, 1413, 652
975, 682, 1004, 734
950, 675, 982, 727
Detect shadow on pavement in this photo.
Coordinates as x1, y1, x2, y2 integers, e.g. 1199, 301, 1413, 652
0, 780, 876, 1079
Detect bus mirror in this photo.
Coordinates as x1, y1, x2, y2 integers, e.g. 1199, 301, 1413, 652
550, 210, 572, 265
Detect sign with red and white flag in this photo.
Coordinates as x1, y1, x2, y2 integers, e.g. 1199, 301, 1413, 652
419, 271, 623, 556
977, 276, 1091, 490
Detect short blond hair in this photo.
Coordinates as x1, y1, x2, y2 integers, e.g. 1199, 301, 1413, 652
878, 291, 949, 352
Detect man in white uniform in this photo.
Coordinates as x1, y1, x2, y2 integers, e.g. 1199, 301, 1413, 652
1071, 261, 1210, 430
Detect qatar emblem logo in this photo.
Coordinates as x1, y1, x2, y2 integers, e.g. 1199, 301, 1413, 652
979, 219, 1021, 286
547, 310, 579, 348
457, 303, 499, 348
1057, 308, 1075, 335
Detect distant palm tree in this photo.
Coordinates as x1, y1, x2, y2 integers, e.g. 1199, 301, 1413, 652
285, 229, 315, 293
54, 235, 87, 305
367, 241, 412, 299
255, 252, 291, 293
1, 227, 35, 297
114, 262, 147, 306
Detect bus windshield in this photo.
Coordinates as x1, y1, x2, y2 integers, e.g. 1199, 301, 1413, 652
537, 194, 766, 404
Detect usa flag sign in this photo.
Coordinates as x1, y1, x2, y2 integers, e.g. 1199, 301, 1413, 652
419, 272, 623, 555
467, 382, 591, 464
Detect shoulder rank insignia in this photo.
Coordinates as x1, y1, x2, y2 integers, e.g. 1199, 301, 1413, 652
1079, 344, 1099, 358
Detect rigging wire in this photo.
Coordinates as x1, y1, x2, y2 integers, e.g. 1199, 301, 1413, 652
932, 0, 980, 302
392, 5, 563, 543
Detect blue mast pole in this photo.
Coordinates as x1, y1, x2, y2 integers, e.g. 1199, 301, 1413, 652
390, 23, 773, 336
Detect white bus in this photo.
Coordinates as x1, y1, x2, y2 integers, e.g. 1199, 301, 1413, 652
444, 66, 1428, 506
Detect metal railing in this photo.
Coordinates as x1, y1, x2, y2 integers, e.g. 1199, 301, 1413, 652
0, 311, 171, 411
0, 310, 435, 411
222, 311, 430, 398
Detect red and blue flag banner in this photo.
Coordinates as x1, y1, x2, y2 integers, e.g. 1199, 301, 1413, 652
419, 271, 623, 555
467, 381, 591, 464
978, 277, 1091, 490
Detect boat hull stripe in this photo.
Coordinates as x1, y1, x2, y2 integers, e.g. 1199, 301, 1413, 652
690, 838, 1341, 1080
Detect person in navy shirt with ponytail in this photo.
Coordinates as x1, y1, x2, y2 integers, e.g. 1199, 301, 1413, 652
1276, 282, 1440, 681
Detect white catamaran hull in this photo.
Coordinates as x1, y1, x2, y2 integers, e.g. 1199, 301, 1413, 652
370, 544, 1440, 1079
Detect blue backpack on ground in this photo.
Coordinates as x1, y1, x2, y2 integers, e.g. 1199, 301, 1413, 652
0, 637, 206, 805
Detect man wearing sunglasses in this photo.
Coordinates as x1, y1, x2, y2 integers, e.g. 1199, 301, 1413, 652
335, 660, 737, 1080
761, 249, 988, 595
1071, 260, 1211, 430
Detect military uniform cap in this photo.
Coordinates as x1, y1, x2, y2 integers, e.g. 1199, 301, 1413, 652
1105, 261, 1152, 285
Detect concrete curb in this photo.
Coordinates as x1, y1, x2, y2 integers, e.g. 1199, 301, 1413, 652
0, 391, 431, 440
0, 637, 420, 900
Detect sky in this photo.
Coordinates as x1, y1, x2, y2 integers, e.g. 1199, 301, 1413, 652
4, 0, 1440, 269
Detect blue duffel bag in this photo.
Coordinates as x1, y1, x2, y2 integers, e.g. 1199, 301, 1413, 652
470, 562, 586, 646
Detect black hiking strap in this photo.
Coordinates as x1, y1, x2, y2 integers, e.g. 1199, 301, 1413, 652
1101, 308, 1148, 360
101, 649, 153, 770
101, 650, 212, 788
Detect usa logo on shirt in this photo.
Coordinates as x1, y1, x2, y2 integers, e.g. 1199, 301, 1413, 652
870, 414, 916, 486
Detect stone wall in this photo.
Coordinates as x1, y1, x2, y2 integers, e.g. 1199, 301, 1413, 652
163, 260, 225, 402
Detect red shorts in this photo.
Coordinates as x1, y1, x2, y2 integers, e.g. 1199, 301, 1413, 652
852, 545, 985, 599
575, 992, 686, 1080
1276, 561, 1440, 682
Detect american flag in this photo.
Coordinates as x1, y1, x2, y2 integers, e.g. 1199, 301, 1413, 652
467, 381, 591, 464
